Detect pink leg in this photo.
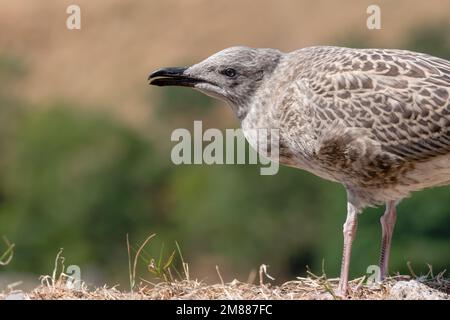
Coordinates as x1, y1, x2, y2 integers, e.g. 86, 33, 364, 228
379, 200, 397, 280
337, 202, 359, 296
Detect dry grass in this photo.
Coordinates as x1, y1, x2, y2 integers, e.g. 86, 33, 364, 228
2, 257, 450, 300
1, 237, 449, 300
1, 274, 449, 300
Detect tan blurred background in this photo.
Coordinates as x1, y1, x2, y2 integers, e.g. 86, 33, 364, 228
2, 0, 450, 127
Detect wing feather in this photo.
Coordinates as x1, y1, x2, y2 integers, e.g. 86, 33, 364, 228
297, 47, 450, 162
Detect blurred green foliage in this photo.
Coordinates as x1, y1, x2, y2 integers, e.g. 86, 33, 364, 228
0, 24, 449, 286
155, 87, 214, 120
406, 23, 450, 59
1, 106, 168, 276
0, 53, 26, 83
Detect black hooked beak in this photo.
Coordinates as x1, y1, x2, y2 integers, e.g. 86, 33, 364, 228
148, 67, 201, 87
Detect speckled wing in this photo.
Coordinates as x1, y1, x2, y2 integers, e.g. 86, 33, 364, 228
302, 48, 450, 164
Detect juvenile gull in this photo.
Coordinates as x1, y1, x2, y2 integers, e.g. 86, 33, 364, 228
149, 46, 450, 295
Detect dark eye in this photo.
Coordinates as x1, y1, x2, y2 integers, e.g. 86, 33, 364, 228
222, 68, 237, 78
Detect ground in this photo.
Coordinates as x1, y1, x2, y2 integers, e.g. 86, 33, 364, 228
1, 274, 449, 300
1, 241, 449, 300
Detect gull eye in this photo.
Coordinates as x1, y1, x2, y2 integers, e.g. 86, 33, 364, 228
222, 68, 237, 78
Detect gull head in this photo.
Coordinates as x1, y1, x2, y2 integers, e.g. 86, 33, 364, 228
149, 46, 282, 119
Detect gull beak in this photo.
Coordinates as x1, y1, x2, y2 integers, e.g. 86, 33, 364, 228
148, 67, 201, 87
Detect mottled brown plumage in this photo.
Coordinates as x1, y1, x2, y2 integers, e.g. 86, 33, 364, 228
149, 46, 450, 296
243, 46, 450, 209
